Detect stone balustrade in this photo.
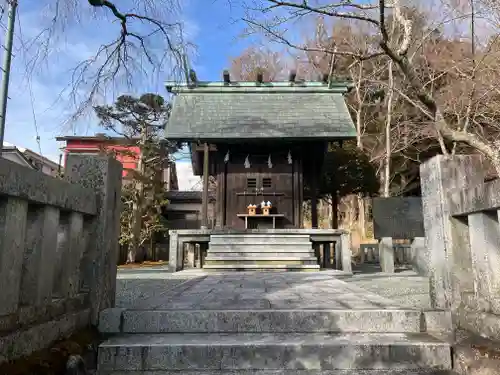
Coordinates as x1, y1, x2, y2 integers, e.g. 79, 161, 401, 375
357, 238, 426, 274
420, 155, 500, 340
0, 155, 122, 363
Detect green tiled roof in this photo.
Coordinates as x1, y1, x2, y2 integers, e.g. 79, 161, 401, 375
164, 81, 356, 140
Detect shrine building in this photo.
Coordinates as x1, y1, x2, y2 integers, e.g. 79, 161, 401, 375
165, 71, 356, 231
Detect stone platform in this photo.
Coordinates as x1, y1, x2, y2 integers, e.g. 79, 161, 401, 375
99, 271, 452, 374
204, 233, 320, 271
168, 229, 352, 273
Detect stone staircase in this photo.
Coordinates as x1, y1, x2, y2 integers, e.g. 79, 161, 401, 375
203, 233, 320, 271
97, 307, 453, 374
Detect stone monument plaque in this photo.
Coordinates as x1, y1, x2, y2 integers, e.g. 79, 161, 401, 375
372, 197, 424, 239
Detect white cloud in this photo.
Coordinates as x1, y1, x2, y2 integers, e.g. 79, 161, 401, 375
175, 160, 201, 191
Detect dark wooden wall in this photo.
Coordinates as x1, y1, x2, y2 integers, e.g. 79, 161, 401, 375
212, 143, 311, 230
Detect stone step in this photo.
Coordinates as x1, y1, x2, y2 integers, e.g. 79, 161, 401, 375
205, 260, 319, 266
208, 244, 314, 252
97, 332, 452, 372
210, 234, 311, 239
202, 264, 321, 270
99, 370, 454, 375
99, 309, 451, 334
204, 254, 318, 266
205, 256, 318, 261
210, 235, 312, 245
207, 251, 316, 257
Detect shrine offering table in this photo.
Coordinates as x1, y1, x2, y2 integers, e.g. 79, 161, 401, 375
237, 214, 285, 229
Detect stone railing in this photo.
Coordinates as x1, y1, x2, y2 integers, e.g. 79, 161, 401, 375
420, 155, 500, 340
357, 239, 426, 274
0, 155, 122, 363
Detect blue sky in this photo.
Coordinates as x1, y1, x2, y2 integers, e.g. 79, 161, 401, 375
1, 0, 257, 189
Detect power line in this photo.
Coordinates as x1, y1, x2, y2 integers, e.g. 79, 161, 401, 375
15, 4, 42, 156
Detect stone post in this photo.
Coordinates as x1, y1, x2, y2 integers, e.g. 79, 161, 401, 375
186, 243, 195, 268
379, 237, 395, 273
359, 246, 365, 264
168, 231, 179, 272
313, 243, 321, 265
468, 211, 500, 313
420, 155, 483, 310
195, 244, 202, 268
366, 247, 375, 262
410, 237, 428, 276
340, 233, 352, 273
64, 155, 122, 325
0, 197, 28, 315
21, 206, 59, 306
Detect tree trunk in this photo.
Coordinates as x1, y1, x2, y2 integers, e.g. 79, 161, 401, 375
383, 60, 394, 198
126, 248, 136, 263
358, 194, 366, 239
354, 61, 364, 150
128, 124, 148, 263
331, 193, 339, 229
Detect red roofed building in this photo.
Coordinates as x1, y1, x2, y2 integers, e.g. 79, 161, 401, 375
56, 133, 178, 190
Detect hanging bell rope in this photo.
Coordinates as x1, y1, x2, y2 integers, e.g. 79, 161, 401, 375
244, 155, 251, 169
267, 154, 273, 168
224, 150, 230, 163
287, 150, 293, 164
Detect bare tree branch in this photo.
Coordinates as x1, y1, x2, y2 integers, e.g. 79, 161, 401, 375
17, 0, 193, 129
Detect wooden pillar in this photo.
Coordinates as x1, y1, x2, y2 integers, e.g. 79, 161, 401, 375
201, 142, 210, 229
216, 151, 226, 229
311, 155, 318, 229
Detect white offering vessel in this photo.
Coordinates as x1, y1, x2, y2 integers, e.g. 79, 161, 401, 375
266, 201, 271, 207
261, 201, 266, 208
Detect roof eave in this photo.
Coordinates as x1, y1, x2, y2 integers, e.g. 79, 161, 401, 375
165, 80, 352, 94
166, 134, 357, 142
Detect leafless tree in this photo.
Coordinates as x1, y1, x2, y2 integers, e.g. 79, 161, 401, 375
243, 0, 500, 175
230, 46, 287, 81
15, 0, 193, 125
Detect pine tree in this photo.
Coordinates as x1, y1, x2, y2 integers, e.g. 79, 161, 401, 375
94, 94, 180, 263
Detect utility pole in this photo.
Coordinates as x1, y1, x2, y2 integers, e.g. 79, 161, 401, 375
0, 0, 17, 156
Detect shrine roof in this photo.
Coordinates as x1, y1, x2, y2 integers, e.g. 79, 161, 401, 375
164, 81, 356, 141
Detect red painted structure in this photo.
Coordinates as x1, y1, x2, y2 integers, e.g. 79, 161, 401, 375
56, 134, 140, 178
57, 133, 179, 189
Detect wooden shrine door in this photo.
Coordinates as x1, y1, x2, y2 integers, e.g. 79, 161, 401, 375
224, 157, 295, 229
259, 163, 294, 228
225, 159, 260, 229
